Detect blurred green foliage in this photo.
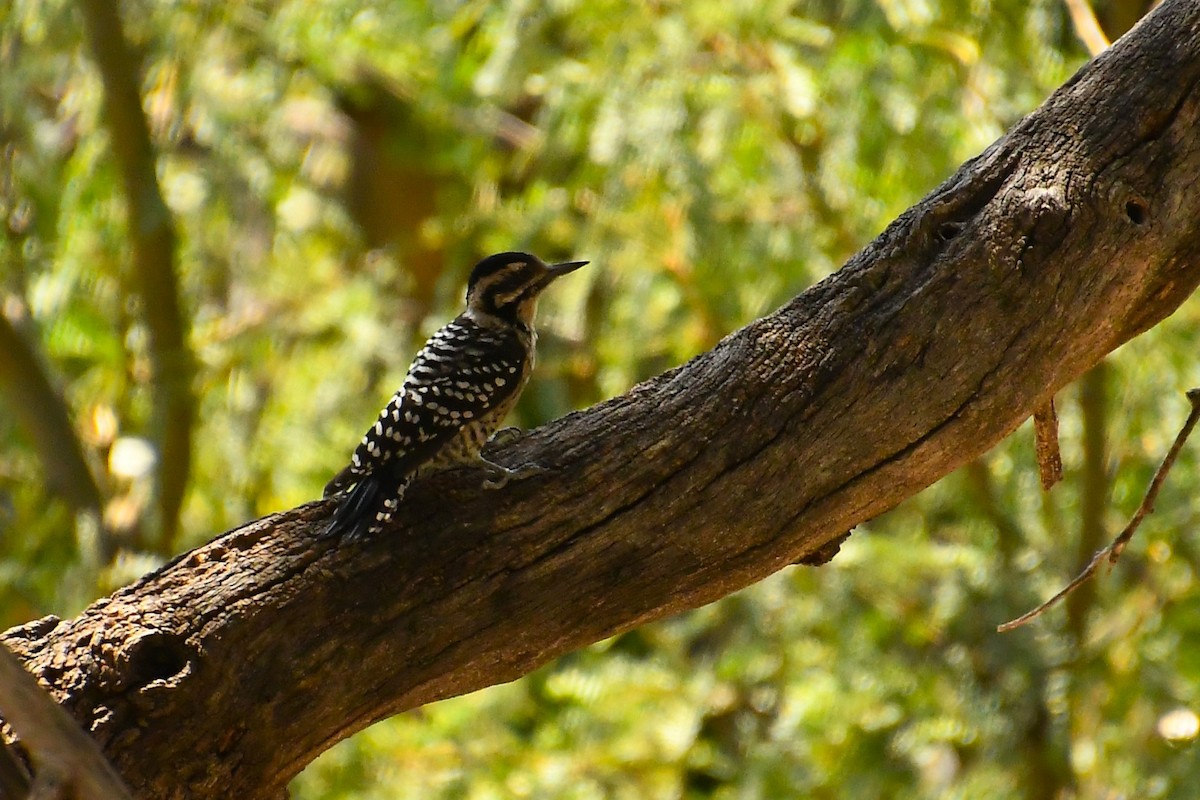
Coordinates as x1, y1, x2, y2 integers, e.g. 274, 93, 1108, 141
2, 0, 1198, 797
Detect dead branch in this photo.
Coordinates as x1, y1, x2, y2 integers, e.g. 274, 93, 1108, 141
1033, 400, 1064, 490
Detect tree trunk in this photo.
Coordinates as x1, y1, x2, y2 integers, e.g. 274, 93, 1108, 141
80, 0, 194, 550
5, 1, 1200, 797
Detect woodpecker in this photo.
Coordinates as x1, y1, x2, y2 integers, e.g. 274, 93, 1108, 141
323, 252, 588, 541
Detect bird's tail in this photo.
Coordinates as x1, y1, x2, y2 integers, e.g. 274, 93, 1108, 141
323, 474, 382, 542
323, 471, 411, 542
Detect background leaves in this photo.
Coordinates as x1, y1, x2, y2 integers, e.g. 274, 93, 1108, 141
2, 0, 1197, 797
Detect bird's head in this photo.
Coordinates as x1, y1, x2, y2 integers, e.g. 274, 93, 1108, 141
464, 252, 588, 327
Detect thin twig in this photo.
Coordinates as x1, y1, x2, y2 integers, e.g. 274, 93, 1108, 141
1033, 399, 1064, 490
1064, 0, 1112, 56
999, 388, 1200, 632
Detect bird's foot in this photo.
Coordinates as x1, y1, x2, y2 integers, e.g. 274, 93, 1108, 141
488, 426, 525, 448
481, 458, 548, 490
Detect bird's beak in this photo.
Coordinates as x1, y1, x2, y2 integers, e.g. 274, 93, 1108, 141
546, 259, 589, 278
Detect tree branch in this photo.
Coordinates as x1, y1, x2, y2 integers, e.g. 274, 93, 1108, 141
0, 310, 103, 515
0, 642, 132, 800
1033, 399, 1063, 490
5, 1, 1200, 797
0, 737, 31, 800
1065, 0, 1112, 55
78, 0, 194, 548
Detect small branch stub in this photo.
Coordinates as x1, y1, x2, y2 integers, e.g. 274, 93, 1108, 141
1033, 399, 1064, 491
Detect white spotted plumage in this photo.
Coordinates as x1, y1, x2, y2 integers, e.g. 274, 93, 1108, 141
323, 252, 587, 542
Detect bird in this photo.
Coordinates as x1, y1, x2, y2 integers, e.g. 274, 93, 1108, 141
322, 251, 588, 541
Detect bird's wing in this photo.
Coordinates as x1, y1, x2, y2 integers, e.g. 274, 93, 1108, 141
324, 316, 526, 494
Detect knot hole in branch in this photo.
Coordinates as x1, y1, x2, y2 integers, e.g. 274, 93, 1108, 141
121, 630, 192, 688
935, 221, 965, 242
1125, 197, 1148, 226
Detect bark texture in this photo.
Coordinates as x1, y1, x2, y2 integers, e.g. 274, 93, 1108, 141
6, 1, 1200, 797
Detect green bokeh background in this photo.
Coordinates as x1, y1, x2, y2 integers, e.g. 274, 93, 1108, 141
2, 0, 1198, 797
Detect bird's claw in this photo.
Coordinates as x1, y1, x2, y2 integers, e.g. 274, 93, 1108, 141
482, 461, 548, 490
488, 426, 525, 448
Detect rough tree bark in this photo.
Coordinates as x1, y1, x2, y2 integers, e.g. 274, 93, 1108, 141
5, 1, 1200, 797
